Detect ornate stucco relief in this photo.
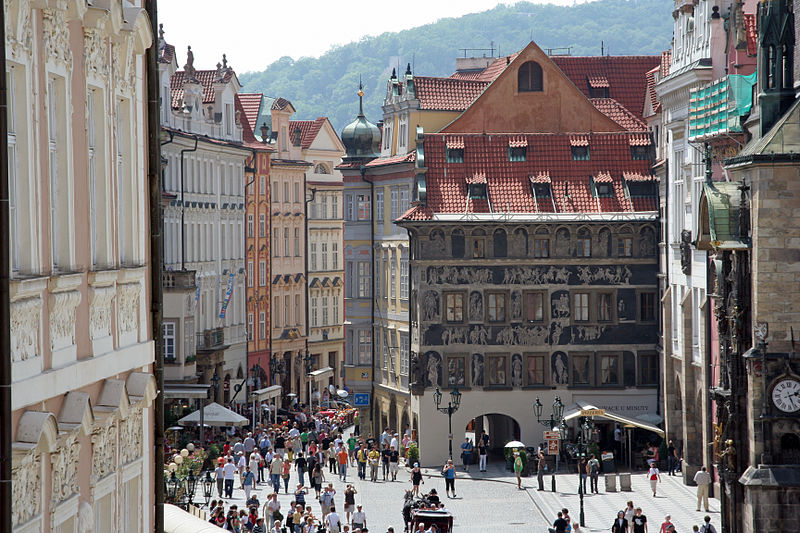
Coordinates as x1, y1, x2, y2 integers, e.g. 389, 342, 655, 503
42, 7, 73, 68
91, 422, 117, 484
49, 290, 82, 350
84, 28, 108, 80
12, 452, 41, 526
10, 296, 41, 362
89, 286, 116, 340
117, 282, 141, 335
51, 435, 80, 504
119, 407, 143, 464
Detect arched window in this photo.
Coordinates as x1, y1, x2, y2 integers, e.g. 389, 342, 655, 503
518, 61, 543, 92
315, 163, 330, 174
493, 229, 507, 257
451, 229, 465, 258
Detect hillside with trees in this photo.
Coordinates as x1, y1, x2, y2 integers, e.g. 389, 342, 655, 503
239, 0, 673, 132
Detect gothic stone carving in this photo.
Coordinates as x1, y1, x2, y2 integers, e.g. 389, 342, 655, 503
118, 282, 141, 334
10, 297, 40, 362
50, 290, 82, 350
422, 290, 439, 322
42, 7, 73, 67
12, 452, 41, 526
680, 230, 692, 275
468, 291, 483, 321
120, 408, 143, 464
471, 353, 484, 387
91, 422, 117, 483
89, 286, 116, 340
84, 28, 108, 80
425, 351, 441, 387
552, 352, 568, 385
511, 353, 523, 387
51, 434, 80, 504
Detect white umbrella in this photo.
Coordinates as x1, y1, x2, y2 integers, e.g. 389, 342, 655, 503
504, 441, 526, 448
177, 402, 249, 427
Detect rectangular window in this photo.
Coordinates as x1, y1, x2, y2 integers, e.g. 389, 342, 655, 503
162, 322, 176, 362
260, 175, 266, 195
247, 261, 254, 287
576, 237, 591, 257
48, 77, 64, 268
618, 237, 632, 257
284, 295, 290, 326
333, 294, 339, 324
284, 228, 289, 257
272, 181, 279, 201
274, 296, 280, 328
595, 182, 613, 197
332, 195, 338, 219
446, 148, 464, 163
247, 214, 254, 238
400, 252, 409, 299
311, 297, 318, 327
259, 261, 266, 286
382, 333, 389, 370
390, 256, 397, 300
446, 356, 466, 387
357, 194, 370, 220
375, 261, 382, 298
488, 293, 506, 323
225, 103, 233, 135
310, 242, 317, 271
259, 312, 266, 340
571, 145, 590, 160
487, 355, 507, 386
600, 354, 620, 385
322, 243, 328, 270
87, 89, 98, 266
358, 330, 372, 365
358, 261, 370, 298
400, 187, 409, 216
598, 292, 614, 322
526, 354, 546, 386
321, 195, 328, 219
445, 293, 464, 323
391, 188, 399, 223
573, 293, 589, 322
571, 354, 591, 385
508, 146, 527, 162
345, 194, 354, 221
631, 145, 651, 160
7, 69, 19, 272
639, 292, 657, 322
346, 261, 354, 298
639, 353, 658, 385
273, 228, 279, 257
332, 242, 338, 270
322, 296, 329, 325
294, 228, 300, 256
472, 238, 485, 258
376, 190, 384, 227
533, 238, 550, 258
524, 291, 545, 322
295, 294, 301, 325
294, 182, 300, 203
400, 335, 409, 376
283, 181, 289, 203
259, 214, 266, 238
248, 312, 254, 340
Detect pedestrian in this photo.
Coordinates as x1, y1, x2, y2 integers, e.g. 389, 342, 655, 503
294, 484, 307, 508
215, 460, 226, 498
513, 451, 524, 489
611, 510, 628, 533
411, 463, 424, 497
326, 506, 342, 533
537, 451, 546, 491
312, 463, 325, 499
700, 516, 718, 533
357, 445, 368, 480
320, 484, 336, 518
614, 424, 623, 458
347, 434, 358, 466
338, 445, 349, 481
243, 466, 256, 501
269, 454, 283, 494
295, 452, 307, 486
264, 493, 281, 529
442, 459, 456, 498
477, 439, 488, 472
659, 515, 673, 533
224, 457, 238, 498
238, 451, 248, 488
552, 511, 568, 533
352, 504, 367, 531
588, 454, 600, 493
578, 456, 588, 494
381, 444, 391, 481
368, 446, 380, 482
693, 466, 712, 512
389, 445, 400, 481
343, 484, 357, 524
460, 438, 473, 472
251, 449, 264, 484
281, 457, 291, 493
252, 517, 266, 533
631, 508, 647, 533
647, 461, 661, 496
624, 502, 635, 524
666, 441, 677, 476
354, 413, 360, 436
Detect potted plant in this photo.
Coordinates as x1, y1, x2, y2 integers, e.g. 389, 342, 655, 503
406, 442, 420, 466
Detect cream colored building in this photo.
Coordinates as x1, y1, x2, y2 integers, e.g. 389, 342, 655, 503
6, 1, 156, 531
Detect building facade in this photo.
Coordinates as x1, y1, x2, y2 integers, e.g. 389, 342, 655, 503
159, 37, 251, 403
398, 41, 663, 462
6, 1, 157, 530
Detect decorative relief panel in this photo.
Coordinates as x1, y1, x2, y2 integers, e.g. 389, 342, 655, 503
84, 28, 108, 80
89, 286, 116, 340
42, 7, 73, 67
4, 0, 33, 59
12, 452, 41, 526
91, 422, 117, 483
112, 34, 136, 93
50, 291, 82, 350
51, 435, 80, 504
10, 297, 41, 362
119, 408, 143, 464
118, 282, 141, 335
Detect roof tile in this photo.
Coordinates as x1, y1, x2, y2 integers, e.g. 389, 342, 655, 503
591, 98, 648, 131
170, 68, 234, 109
743, 14, 758, 56
289, 118, 327, 149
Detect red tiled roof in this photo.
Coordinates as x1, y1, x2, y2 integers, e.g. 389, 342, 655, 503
237, 93, 262, 132
447, 54, 519, 81
660, 50, 671, 78
414, 77, 489, 111
508, 136, 528, 148
272, 97, 292, 110
591, 98, 647, 131
170, 68, 234, 109
465, 173, 487, 185
570, 135, 590, 146
364, 151, 416, 168
289, 118, 327, 149
446, 136, 465, 149
159, 43, 175, 64
644, 67, 661, 115
628, 133, 651, 146
399, 132, 656, 220
594, 171, 613, 183
623, 171, 657, 182
587, 74, 610, 88
551, 56, 660, 122
743, 14, 757, 56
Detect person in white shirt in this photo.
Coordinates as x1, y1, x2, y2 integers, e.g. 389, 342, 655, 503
351, 505, 367, 530
325, 506, 341, 533
693, 466, 712, 512
250, 450, 263, 484
223, 457, 237, 498
214, 462, 225, 497
390, 433, 399, 451
237, 451, 248, 487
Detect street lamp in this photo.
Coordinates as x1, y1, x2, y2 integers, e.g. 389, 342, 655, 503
432, 387, 461, 460
166, 471, 181, 504
269, 353, 285, 387
185, 470, 197, 507
533, 396, 565, 492
303, 350, 313, 408
202, 470, 214, 507
210, 372, 221, 403
576, 416, 594, 528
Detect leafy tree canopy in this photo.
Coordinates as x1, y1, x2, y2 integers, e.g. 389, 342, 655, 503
239, 0, 672, 133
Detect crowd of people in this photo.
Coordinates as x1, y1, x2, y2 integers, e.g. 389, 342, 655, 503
550, 502, 720, 533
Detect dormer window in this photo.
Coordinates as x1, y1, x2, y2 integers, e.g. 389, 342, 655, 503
469, 183, 487, 199
518, 61, 543, 92
628, 182, 657, 197
533, 183, 551, 198
446, 147, 464, 163
630, 145, 652, 160
508, 146, 527, 162
571, 145, 590, 161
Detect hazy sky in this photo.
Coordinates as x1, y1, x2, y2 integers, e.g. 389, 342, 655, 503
159, 0, 583, 74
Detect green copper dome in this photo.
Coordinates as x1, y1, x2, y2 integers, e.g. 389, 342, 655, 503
341, 86, 381, 160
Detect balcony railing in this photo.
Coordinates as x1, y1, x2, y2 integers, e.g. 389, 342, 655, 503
162, 270, 197, 289
197, 327, 225, 351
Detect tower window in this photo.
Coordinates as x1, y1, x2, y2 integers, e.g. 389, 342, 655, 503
518, 61, 543, 92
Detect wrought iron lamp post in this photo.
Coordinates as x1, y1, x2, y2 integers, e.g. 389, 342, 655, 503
577, 417, 594, 528
303, 351, 313, 408
166, 471, 181, 505
202, 470, 214, 507
533, 396, 565, 492
432, 387, 462, 460
185, 470, 197, 507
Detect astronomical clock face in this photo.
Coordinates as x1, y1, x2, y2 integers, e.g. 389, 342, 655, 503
771, 378, 800, 413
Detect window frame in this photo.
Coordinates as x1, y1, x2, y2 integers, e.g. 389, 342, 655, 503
638, 352, 659, 385
487, 291, 508, 324
444, 292, 465, 324
523, 290, 547, 323
445, 355, 468, 388
486, 354, 509, 387
638, 290, 657, 323
597, 291, 615, 323
533, 238, 550, 258
570, 353, 592, 386
517, 61, 543, 92
572, 292, 590, 323
524, 353, 548, 387
599, 352, 621, 386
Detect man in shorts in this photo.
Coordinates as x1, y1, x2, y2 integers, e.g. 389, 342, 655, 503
389, 445, 400, 481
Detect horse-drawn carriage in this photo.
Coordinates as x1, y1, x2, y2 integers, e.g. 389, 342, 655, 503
403, 491, 454, 533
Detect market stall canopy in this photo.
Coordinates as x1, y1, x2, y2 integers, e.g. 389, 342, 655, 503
178, 402, 248, 427
309, 366, 334, 382
249, 385, 282, 402
164, 504, 221, 533
563, 400, 665, 436
164, 383, 211, 399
